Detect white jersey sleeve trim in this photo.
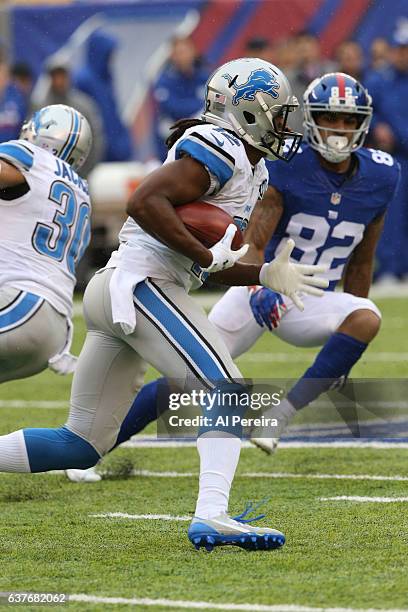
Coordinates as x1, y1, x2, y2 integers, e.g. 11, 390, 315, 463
0, 141, 34, 173
175, 131, 235, 189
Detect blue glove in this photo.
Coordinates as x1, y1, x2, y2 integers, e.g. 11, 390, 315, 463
249, 287, 287, 331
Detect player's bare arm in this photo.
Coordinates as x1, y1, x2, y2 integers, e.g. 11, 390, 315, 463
343, 213, 385, 297
240, 186, 284, 264
0, 160, 25, 188
211, 186, 285, 285
127, 156, 214, 268
210, 260, 264, 285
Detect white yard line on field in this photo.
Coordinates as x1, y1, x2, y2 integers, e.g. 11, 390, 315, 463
130, 469, 408, 482
122, 437, 408, 449
90, 512, 190, 521
28, 467, 408, 483
243, 472, 408, 482
132, 469, 195, 477
2, 400, 408, 412
0, 412, 407, 448
320, 496, 408, 503
69, 594, 408, 612
0, 400, 67, 409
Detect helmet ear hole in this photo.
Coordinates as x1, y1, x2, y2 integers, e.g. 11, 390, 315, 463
243, 111, 256, 124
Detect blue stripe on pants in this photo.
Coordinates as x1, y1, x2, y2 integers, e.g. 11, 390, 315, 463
0, 292, 42, 330
134, 281, 228, 383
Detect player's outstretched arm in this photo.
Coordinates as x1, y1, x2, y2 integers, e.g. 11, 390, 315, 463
259, 239, 328, 310
240, 186, 284, 264
213, 239, 329, 310
343, 213, 385, 298
0, 160, 25, 188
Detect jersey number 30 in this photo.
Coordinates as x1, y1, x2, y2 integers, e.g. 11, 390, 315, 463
32, 181, 91, 275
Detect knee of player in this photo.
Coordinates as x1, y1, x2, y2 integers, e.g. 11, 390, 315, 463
131, 368, 148, 394
343, 305, 381, 343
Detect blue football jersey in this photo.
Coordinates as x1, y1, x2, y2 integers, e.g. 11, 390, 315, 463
265, 143, 401, 290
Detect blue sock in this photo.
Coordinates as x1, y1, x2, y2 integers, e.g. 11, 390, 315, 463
287, 332, 368, 410
113, 378, 168, 449
23, 426, 100, 472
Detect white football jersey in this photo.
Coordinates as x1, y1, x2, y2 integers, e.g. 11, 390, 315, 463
108, 123, 269, 291
0, 140, 91, 317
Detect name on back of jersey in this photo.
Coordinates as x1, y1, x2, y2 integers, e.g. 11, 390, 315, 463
54, 158, 89, 195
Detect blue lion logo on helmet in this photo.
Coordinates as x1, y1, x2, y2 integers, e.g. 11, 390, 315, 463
223, 69, 280, 106
33, 108, 57, 133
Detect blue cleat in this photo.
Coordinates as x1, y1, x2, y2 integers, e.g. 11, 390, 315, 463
188, 512, 285, 552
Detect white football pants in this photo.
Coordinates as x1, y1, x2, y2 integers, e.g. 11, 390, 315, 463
208, 286, 381, 358
66, 269, 242, 456
0, 287, 68, 383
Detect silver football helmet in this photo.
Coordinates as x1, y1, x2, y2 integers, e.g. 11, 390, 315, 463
203, 57, 301, 161
20, 104, 92, 171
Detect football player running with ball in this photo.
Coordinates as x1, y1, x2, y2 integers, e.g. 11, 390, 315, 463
100, 73, 400, 460
0, 59, 328, 551
0, 105, 92, 382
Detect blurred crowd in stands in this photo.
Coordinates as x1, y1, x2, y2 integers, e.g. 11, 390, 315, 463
0, 27, 407, 281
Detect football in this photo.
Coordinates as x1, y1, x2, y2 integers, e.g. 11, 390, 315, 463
175, 201, 244, 250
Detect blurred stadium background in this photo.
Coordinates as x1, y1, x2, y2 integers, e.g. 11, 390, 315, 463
0, 0, 406, 286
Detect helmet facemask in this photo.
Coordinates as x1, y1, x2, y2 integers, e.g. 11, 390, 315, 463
227, 93, 302, 161
303, 73, 373, 163
304, 109, 372, 163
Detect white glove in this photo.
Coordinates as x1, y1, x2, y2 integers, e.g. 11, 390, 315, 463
202, 224, 249, 273
259, 239, 329, 311
48, 352, 77, 376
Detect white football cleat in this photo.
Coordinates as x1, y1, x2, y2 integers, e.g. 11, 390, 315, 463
188, 512, 285, 551
250, 436, 280, 455
65, 466, 101, 483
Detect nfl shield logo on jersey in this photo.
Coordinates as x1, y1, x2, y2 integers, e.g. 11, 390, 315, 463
330, 192, 342, 205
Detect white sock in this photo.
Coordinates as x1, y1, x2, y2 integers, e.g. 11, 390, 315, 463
195, 431, 241, 519
0, 430, 31, 472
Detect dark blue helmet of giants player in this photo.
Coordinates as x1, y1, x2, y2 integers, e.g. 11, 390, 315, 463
303, 72, 372, 163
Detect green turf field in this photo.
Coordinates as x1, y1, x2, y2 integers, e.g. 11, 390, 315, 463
0, 296, 407, 611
